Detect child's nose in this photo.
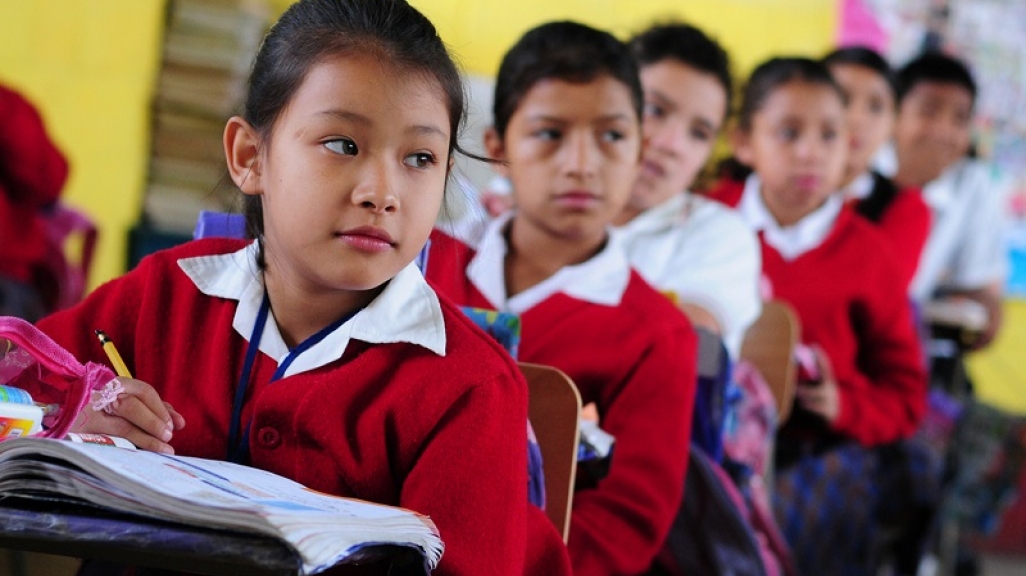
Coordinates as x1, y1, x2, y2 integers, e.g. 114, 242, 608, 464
562, 131, 599, 179
352, 161, 400, 213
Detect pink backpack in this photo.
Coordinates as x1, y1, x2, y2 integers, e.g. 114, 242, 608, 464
0, 316, 114, 440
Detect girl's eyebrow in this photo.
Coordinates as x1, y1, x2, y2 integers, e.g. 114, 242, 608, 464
317, 109, 447, 142
525, 113, 633, 124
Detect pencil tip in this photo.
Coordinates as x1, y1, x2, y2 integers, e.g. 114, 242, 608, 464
95, 329, 106, 341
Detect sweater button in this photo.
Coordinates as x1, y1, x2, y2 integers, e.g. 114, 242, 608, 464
257, 426, 281, 449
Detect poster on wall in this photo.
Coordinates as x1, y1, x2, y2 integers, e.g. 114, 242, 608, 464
840, 0, 1026, 296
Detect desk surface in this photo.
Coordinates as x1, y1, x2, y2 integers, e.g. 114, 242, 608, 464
0, 499, 424, 575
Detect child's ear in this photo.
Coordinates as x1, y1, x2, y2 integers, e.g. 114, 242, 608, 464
224, 116, 264, 196
730, 127, 755, 167
483, 127, 509, 177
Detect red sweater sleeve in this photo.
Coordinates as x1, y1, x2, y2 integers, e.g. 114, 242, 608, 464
0, 84, 68, 207
831, 250, 927, 445
567, 310, 697, 576
875, 188, 930, 290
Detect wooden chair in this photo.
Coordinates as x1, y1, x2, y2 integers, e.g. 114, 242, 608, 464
520, 362, 581, 542
739, 300, 800, 425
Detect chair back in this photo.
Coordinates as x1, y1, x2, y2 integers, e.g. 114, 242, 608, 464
739, 300, 800, 424
35, 203, 99, 314
520, 362, 581, 542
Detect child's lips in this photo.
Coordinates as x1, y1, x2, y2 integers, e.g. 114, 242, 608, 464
793, 175, 822, 191
336, 225, 395, 252
554, 190, 600, 209
641, 160, 665, 180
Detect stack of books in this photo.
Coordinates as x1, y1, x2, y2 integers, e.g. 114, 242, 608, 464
143, 0, 270, 234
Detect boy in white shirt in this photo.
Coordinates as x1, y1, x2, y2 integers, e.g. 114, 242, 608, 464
892, 52, 1010, 350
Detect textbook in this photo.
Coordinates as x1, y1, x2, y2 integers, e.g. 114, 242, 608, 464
0, 436, 443, 575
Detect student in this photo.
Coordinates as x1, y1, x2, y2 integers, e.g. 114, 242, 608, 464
823, 46, 931, 290
32, 1, 570, 574
707, 57, 927, 576
614, 22, 761, 358
426, 21, 697, 576
0, 82, 69, 321
891, 51, 1009, 349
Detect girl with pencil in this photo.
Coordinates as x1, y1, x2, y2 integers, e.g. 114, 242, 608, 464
31, 0, 571, 574
426, 21, 697, 576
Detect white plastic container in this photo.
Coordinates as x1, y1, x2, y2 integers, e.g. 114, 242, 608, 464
0, 401, 43, 438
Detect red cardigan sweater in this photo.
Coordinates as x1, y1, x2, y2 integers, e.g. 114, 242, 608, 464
427, 230, 697, 576
37, 239, 569, 576
850, 173, 931, 290
706, 181, 927, 448
0, 84, 68, 283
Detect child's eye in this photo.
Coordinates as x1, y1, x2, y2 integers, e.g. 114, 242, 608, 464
403, 152, 437, 169
778, 127, 798, 141
643, 102, 665, 119
325, 138, 359, 156
690, 127, 712, 142
602, 130, 625, 142
534, 128, 561, 141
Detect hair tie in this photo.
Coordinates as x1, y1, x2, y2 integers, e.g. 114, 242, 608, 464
91, 378, 125, 415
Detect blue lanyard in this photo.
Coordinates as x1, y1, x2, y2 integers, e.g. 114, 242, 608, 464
227, 292, 360, 463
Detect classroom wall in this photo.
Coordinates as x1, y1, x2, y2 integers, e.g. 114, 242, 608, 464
0, 0, 166, 291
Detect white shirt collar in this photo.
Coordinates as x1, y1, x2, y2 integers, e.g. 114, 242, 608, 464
843, 171, 875, 201
616, 193, 691, 235
467, 212, 632, 315
737, 174, 844, 260
178, 241, 446, 378
921, 160, 966, 212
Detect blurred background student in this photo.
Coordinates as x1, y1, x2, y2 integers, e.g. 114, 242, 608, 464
823, 46, 931, 291
890, 51, 1010, 351
613, 22, 761, 359
708, 56, 928, 576
0, 82, 69, 322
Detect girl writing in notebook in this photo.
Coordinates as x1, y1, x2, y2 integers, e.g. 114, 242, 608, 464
823, 46, 930, 290
32, 1, 570, 574
706, 57, 927, 576
426, 21, 697, 576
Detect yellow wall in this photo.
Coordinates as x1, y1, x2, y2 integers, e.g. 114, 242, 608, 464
0, 0, 166, 290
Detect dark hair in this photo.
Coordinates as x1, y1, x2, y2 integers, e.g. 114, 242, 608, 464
240, 0, 469, 250
736, 57, 845, 132
894, 51, 977, 104
628, 22, 733, 119
823, 45, 896, 96
491, 21, 643, 139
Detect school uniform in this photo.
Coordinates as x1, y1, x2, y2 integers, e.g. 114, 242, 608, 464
427, 213, 698, 576
614, 192, 762, 358
708, 175, 927, 448
709, 175, 930, 576
844, 171, 931, 291
909, 158, 1011, 303
37, 238, 569, 576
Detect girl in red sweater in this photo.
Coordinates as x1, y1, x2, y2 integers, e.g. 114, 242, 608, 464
31, 1, 570, 574
823, 46, 931, 290
427, 21, 697, 576
707, 57, 928, 576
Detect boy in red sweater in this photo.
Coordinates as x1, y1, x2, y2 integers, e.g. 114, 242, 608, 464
428, 22, 697, 576
707, 57, 927, 576
32, 1, 571, 574
0, 82, 69, 320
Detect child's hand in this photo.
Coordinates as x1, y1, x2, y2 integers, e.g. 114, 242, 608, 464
795, 345, 841, 424
74, 377, 186, 454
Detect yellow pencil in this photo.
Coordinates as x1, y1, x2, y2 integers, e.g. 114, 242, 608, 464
95, 330, 132, 379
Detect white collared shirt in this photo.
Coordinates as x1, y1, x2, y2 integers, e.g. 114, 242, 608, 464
615, 192, 762, 357
465, 211, 632, 316
737, 174, 844, 261
178, 242, 446, 378
843, 172, 875, 201
910, 158, 1011, 301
